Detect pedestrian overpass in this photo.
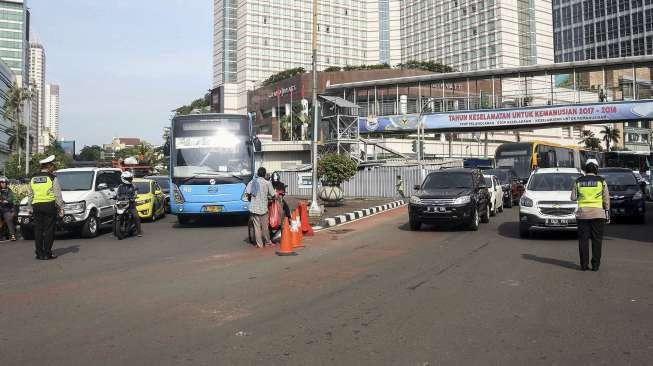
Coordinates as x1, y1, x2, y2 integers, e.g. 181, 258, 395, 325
324, 55, 653, 136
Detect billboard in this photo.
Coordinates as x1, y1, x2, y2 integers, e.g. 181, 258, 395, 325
359, 100, 653, 133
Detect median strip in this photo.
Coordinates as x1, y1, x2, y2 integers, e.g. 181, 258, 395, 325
316, 200, 406, 230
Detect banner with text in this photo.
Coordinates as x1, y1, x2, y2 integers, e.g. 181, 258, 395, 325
359, 100, 653, 133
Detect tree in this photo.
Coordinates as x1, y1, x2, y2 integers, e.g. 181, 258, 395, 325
262, 67, 306, 86
175, 95, 210, 116
396, 60, 455, 73
579, 130, 602, 151
3, 143, 71, 179
600, 126, 621, 151
279, 102, 309, 141
2, 82, 32, 152
78, 145, 103, 161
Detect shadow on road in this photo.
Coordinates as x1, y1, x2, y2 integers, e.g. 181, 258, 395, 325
397, 222, 468, 232
498, 221, 577, 241
53, 245, 80, 257
172, 216, 249, 229
521, 253, 580, 271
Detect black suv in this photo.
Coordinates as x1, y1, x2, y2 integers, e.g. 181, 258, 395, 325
599, 168, 647, 224
408, 168, 492, 231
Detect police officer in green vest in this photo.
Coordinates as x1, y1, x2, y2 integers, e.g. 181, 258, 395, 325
28, 155, 64, 260
571, 159, 610, 271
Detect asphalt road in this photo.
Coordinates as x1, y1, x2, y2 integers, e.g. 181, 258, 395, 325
1, 206, 652, 365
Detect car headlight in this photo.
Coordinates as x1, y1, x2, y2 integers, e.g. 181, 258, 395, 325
136, 198, 152, 205
633, 191, 643, 200
63, 201, 86, 214
453, 195, 471, 205
520, 196, 533, 207
409, 196, 422, 204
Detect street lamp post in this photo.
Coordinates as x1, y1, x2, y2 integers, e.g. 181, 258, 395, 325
416, 97, 434, 181
309, 0, 321, 216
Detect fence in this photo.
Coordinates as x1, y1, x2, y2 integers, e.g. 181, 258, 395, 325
277, 159, 463, 198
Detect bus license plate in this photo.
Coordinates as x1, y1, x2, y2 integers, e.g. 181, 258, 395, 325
545, 218, 569, 226
204, 205, 223, 213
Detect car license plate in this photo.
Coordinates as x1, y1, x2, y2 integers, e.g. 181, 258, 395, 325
426, 207, 446, 213
545, 218, 570, 226
204, 205, 223, 213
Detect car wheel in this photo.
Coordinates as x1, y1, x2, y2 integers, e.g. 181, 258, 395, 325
467, 208, 480, 231
21, 226, 34, 240
81, 214, 99, 238
409, 216, 421, 231
481, 204, 490, 223
519, 223, 531, 238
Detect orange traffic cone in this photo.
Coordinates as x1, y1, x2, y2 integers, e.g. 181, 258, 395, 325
299, 201, 314, 236
293, 209, 305, 249
276, 218, 297, 256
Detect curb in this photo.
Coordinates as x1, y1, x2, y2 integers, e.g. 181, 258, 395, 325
314, 200, 406, 230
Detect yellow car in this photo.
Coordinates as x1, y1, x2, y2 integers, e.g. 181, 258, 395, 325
133, 178, 166, 221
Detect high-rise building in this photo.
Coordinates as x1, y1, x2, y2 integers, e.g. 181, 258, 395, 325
0, 58, 15, 167
44, 83, 59, 139
553, 0, 653, 62
213, 0, 401, 113
399, 0, 554, 71
553, 0, 653, 152
29, 41, 46, 151
0, 0, 29, 85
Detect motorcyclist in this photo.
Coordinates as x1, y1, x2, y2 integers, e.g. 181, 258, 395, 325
0, 176, 16, 241
116, 171, 142, 237
270, 172, 291, 220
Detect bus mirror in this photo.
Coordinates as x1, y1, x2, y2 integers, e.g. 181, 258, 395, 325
253, 137, 262, 152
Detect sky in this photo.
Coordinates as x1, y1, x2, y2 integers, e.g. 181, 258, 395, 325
28, 0, 213, 150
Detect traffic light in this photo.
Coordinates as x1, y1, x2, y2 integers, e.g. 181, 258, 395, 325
412, 140, 425, 155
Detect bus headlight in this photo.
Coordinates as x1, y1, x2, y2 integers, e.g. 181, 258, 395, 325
172, 184, 185, 204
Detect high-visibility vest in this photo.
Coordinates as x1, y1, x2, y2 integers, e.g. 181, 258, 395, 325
30, 174, 56, 204
576, 176, 605, 209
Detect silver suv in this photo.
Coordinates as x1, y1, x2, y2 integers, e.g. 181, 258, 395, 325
19, 168, 123, 239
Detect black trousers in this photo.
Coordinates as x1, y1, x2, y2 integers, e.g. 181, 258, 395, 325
33, 202, 57, 258
578, 218, 605, 269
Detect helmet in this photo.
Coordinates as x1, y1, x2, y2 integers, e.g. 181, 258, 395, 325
585, 158, 599, 169
121, 171, 134, 184
271, 172, 281, 184
0, 176, 7, 184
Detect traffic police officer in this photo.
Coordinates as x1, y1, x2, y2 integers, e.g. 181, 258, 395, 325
571, 159, 610, 271
28, 155, 64, 260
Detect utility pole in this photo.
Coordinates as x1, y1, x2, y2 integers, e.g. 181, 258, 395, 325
309, 0, 320, 216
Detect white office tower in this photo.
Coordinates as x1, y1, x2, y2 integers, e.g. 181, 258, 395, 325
399, 0, 554, 71
213, 0, 401, 113
44, 83, 59, 140
29, 41, 46, 152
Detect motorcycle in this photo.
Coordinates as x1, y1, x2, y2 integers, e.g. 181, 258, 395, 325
114, 200, 137, 240
247, 185, 290, 245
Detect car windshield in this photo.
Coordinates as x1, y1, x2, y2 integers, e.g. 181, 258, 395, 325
423, 172, 473, 189
484, 169, 509, 184
56, 171, 94, 191
601, 172, 637, 186
134, 182, 150, 194
528, 173, 580, 191
484, 177, 492, 187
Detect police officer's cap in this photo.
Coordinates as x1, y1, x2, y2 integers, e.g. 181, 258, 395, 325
39, 155, 56, 165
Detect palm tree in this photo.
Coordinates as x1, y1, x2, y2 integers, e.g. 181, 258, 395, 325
2, 82, 32, 154
600, 126, 621, 152
579, 129, 602, 151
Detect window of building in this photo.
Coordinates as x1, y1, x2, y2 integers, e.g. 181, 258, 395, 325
574, 26, 584, 47
607, 18, 619, 39
633, 37, 645, 55
562, 6, 572, 25
584, 24, 595, 44
619, 15, 631, 37
647, 36, 653, 54
563, 29, 573, 49
632, 0, 643, 7
583, 0, 594, 19
646, 9, 653, 31
607, 0, 617, 13
608, 42, 620, 57
573, 3, 583, 22
596, 21, 607, 41
597, 45, 608, 58
621, 40, 632, 56
633, 11, 644, 34
595, 0, 606, 17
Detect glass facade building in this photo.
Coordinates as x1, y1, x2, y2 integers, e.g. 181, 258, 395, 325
0, 0, 28, 84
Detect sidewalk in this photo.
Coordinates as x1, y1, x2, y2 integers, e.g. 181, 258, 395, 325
287, 196, 404, 226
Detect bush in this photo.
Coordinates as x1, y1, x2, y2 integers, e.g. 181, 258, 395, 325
317, 154, 358, 186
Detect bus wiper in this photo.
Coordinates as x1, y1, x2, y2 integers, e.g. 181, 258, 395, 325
231, 174, 244, 181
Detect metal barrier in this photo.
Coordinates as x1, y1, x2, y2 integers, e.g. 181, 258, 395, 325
277, 160, 463, 198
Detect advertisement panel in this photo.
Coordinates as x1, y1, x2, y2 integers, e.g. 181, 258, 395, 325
359, 100, 653, 133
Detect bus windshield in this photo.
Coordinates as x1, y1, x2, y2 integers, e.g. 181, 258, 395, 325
171, 115, 253, 180
495, 144, 533, 180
